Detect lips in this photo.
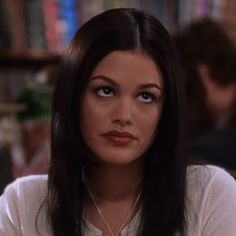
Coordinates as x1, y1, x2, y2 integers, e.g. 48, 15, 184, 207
102, 131, 136, 145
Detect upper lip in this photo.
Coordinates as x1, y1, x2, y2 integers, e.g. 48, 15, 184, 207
102, 130, 136, 139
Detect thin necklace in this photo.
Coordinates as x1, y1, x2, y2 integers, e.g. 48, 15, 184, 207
82, 169, 142, 236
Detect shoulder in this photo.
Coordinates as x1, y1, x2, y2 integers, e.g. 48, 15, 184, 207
0, 175, 49, 235
2, 174, 48, 200
186, 164, 236, 206
0, 174, 48, 216
187, 165, 236, 192
8, 174, 48, 188
0, 175, 48, 218
186, 165, 236, 235
187, 164, 235, 180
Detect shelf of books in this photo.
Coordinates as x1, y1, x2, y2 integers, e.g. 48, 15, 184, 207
0, 0, 235, 104
1, 0, 235, 56
0, 51, 61, 68
0, 0, 79, 55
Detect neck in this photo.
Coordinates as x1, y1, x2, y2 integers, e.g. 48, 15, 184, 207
84, 160, 143, 203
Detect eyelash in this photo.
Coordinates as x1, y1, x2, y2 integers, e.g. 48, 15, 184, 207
95, 86, 114, 97
94, 86, 158, 104
137, 92, 157, 103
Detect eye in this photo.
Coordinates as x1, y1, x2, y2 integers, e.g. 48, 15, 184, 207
137, 92, 156, 103
96, 87, 114, 97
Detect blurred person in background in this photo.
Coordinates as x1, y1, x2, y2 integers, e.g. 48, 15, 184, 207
174, 18, 236, 174
11, 86, 51, 178
0, 66, 56, 193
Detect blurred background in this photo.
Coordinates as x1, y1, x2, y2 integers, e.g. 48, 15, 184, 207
0, 0, 236, 193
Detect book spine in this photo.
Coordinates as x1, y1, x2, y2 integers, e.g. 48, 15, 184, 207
195, 0, 208, 17
78, 0, 104, 24
7, 0, 27, 53
42, 0, 62, 53
23, 0, 47, 51
210, 0, 225, 20
58, 0, 79, 48
0, 0, 11, 50
103, 0, 125, 9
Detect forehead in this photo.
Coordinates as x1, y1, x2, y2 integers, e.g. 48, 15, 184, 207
90, 51, 164, 87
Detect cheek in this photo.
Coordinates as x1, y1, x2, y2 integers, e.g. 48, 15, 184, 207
138, 109, 161, 141
80, 98, 109, 135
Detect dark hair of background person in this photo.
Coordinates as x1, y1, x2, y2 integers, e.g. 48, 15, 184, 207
174, 18, 236, 133
47, 8, 188, 236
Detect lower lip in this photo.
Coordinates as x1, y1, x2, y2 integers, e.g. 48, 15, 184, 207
103, 135, 134, 145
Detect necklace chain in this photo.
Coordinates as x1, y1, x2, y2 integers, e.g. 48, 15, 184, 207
82, 169, 142, 236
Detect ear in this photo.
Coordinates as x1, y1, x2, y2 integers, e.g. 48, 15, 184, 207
196, 63, 216, 93
197, 63, 212, 87
197, 63, 236, 116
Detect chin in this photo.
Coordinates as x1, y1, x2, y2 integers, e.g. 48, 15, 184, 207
94, 151, 144, 167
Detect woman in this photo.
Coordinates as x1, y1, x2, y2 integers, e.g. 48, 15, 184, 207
174, 19, 236, 172
174, 18, 236, 133
0, 8, 236, 236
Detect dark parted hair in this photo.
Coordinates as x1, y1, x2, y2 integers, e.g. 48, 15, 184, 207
47, 8, 188, 236
174, 18, 236, 131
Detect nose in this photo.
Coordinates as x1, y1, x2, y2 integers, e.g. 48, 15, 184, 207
111, 97, 133, 126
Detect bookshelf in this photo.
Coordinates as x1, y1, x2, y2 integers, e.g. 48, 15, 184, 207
1, 0, 236, 55
0, 0, 236, 104
0, 52, 61, 68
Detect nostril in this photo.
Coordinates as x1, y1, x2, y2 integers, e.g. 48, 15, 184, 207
111, 100, 132, 126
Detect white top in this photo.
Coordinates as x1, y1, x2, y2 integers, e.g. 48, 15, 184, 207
0, 165, 236, 236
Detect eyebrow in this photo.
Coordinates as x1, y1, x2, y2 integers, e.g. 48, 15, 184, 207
91, 76, 118, 87
90, 75, 163, 91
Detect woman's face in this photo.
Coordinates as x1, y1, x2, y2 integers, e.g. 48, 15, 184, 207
80, 51, 164, 166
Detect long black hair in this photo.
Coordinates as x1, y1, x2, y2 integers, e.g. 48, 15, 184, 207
47, 8, 187, 236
